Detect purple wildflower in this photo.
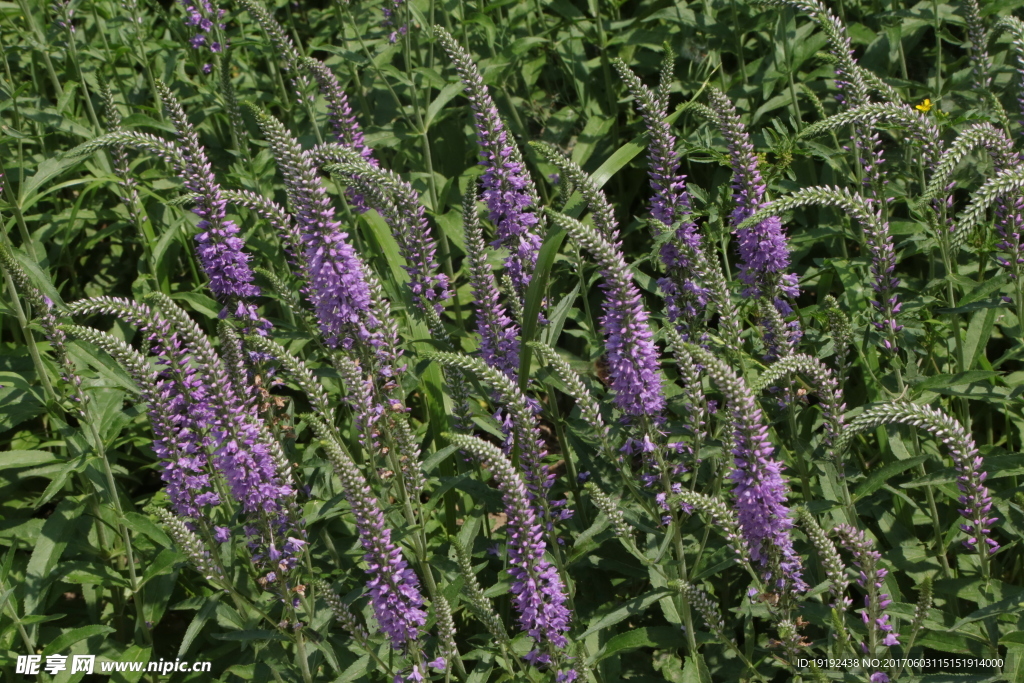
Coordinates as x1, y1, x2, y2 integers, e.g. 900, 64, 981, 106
238, 0, 312, 96
548, 211, 664, 417
310, 142, 451, 315
347, 168, 450, 313
994, 172, 1024, 284
835, 525, 900, 652
452, 435, 571, 662
301, 58, 377, 212
1001, 19, 1024, 120
178, 0, 225, 60
690, 346, 806, 593
156, 84, 261, 304
437, 27, 543, 299
613, 59, 708, 325
52, 0, 74, 32
335, 355, 386, 459
465, 189, 520, 376
316, 423, 427, 649
707, 89, 798, 304
381, 0, 407, 43
251, 108, 379, 350
146, 317, 221, 519
359, 492, 426, 647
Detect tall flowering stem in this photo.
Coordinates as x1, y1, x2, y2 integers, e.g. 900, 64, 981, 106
834, 403, 998, 562
154, 84, 263, 322
464, 187, 520, 376
754, 353, 845, 446
960, 0, 990, 87
834, 525, 900, 658
739, 187, 901, 351
430, 352, 566, 529
308, 416, 427, 650
63, 300, 221, 519
177, 0, 225, 65
300, 58, 372, 160
612, 59, 707, 325
449, 434, 571, 667
313, 143, 450, 313
65, 296, 302, 583
546, 211, 665, 417
238, 0, 310, 94
151, 295, 297, 519
436, 26, 543, 301
995, 18, 1024, 119
532, 142, 617, 241
686, 345, 807, 594
249, 107, 378, 350
301, 58, 379, 213
706, 88, 799, 308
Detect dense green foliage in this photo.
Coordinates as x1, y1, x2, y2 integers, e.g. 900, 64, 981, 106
4, 0, 1024, 681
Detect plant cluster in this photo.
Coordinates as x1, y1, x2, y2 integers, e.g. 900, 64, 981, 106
3, 0, 1024, 681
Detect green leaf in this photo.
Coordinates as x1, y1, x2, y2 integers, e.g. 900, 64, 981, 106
423, 445, 458, 474
590, 626, 687, 664
170, 291, 221, 319
903, 454, 1024, 487
951, 590, 1024, 630
425, 83, 464, 128
682, 653, 714, 683
41, 624, 115, 656
361, 208, 408, 286
214, 630, 288, 642
0, 450, 61, 469
957, 271, 1011, 309
852, 455, 928, 501
109, 645, 151, 683
916, 371, 999, 389
17, 155, 84, 204
55, 561, 130, 588
34, 454, 92, 508
542, 282, 580, 345
140, 549, 182, 586
336, 655, 371, 683
581, 588, 673, 638
964, 306, 997, 372
177, 595, 221, 658
23, 499, 86, 617
519, 221, 567, 388
122, 512, 172, 549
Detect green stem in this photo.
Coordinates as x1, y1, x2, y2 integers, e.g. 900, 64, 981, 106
1, 270, 57, 403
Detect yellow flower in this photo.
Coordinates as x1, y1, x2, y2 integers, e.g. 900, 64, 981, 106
915, 98, 933, 113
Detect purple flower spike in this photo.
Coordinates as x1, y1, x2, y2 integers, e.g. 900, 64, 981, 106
310, 142, 451, 315
436, 27, 543, 300
301, 58, 379, 213
157, 84, 261, 303
464, 189, 520, 376
452, 435, 571, 660
842, 402, 999, 555
315, 421, 427, 650
178, 0, 226, 60
706, 88, 798, 309
613, 59, 708, 325
547, 211, 665, 417
993, 166, 1024, 283
381, 0, 407, 43
250, 107, 380, 350
689, 346, 806, 593
835, 525, 900, 653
